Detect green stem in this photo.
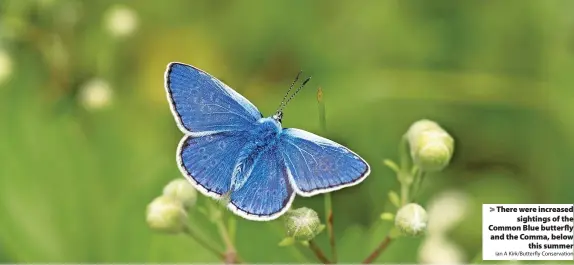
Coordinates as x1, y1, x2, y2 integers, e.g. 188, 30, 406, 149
317, 87, 327, 132
324, 193, 337, 263
399, 135, 410, 172
183, 226, 225, 260
400, 179, 410, 207
411, 168, 426, 202
207, 200, 241, 263
363, 133, 411, 263
215, 218, 235, 253
398, 135, 413, 206
215, 215, 241, 263
317, 86, 337, 262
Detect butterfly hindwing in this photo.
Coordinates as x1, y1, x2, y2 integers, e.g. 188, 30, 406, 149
280, 128, 370, 196
165, 62, 262, 135
228, 146, 295, 221
177, 131, 252, 198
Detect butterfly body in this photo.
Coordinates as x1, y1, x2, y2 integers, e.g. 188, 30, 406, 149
166, 62, 370, 221
229, 117, 281, 192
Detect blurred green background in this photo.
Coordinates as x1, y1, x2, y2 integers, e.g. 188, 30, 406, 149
1, 0, 573, 263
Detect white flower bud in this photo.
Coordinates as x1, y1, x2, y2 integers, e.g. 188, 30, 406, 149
284, 207, 321, 241
146, 196, 188, 234
406, 119, 454, 172
162, 178, 197, 209
104, 5, 138, 38
426, 190, 469, 235
395, 203, 428, 236
78, 78, 113, 110
0, 49, 13, 85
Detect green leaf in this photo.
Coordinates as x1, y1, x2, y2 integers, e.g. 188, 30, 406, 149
299, 240, 309, 247
278, 237, 295, 247
388, 191, 401, 208
380, 212, 395, 221
317, 224, 326, 235
383, 159, 400, 173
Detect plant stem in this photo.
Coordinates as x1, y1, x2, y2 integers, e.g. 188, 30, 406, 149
362, 234, 392, 264
183, 226, 225, 260
399, 135, 410, 173
363, 135, 409, 264
324, 193, 337, 263
207, 200, 241, 264
411, 169, 426, 202
215, 217, 241, 264
400, 178, 410, 207
317, 86, 337, 263
317, 88, 327, 131
398, 135, 412, 206
308, 240, 332, 264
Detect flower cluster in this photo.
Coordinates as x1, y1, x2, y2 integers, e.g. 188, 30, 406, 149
146, 178, 197, 234
380, 119, 455, 238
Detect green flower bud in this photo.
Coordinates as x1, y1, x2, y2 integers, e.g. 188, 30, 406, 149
284, 207, 322, 241
146, 195, 188, 234
395, 203, 428, 236
406, 119, 454, 172
163, 178, 197, 209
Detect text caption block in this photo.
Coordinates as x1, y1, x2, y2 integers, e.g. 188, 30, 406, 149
483, 204, 574, 261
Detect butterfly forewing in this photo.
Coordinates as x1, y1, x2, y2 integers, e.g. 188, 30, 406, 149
165, 62, 262, 135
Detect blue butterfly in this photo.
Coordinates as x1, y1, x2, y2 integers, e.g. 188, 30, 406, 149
164, 62, 371, 221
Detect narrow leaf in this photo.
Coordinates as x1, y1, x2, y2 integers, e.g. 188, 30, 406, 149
380, 212, 395, 221
388, 191, 401, 208
317, 224, 326, 235
383, 159, 400, 173
278, 237, 295, 247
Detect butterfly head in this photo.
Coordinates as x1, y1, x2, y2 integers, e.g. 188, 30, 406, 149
272, 111, 283, 123
275, 71, 311, 122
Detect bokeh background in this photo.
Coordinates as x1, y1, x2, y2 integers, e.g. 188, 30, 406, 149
1, 0, 573, 263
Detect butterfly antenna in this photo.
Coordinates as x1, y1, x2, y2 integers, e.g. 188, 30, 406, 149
276, 70, 302, 112
281, 76, 311, 110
